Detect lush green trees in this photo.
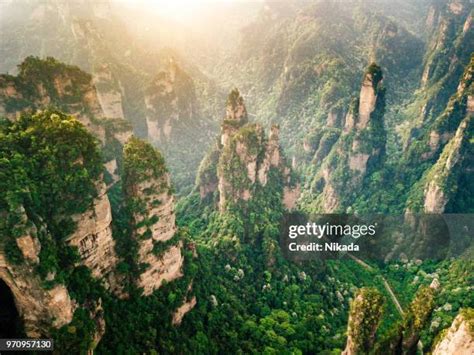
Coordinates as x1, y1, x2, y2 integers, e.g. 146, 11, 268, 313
0, 110, 102, 277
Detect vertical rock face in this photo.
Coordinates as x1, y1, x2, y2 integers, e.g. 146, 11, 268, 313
123, 137, 184, 296
307, 63, 386, 212
0, 57, 132, 185
197, 89, 299, 212
145, 59, 195, 144
415, 0, 472, 126
221, 88, 248, 147
197, 145, 220, 199
0, 57, 130, 143
357, 72, 379, 130
341, 286, 438, 354
342, 288, 384, 355
0, 109, 112, 345
0, 110, 116, 348
406, 57, 473, 213
144, 59, 213, 190
66, 182, 121, 293
346, 65, 384, 176
432, 310, 474, 355
422, 115, 472, 213
0, 217, 75, 337
93, 63, 125, 120
401, 286, 436, 352
421, 57, 473, 161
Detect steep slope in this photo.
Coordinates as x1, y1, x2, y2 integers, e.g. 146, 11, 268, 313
342, 288, 384, 355
195, 89, 299, 213
122, 137, 187, 296
350, 39, 472, 214
0, 110, 199, 351
0, 56, 132, 182
145, 59, 215, 191
412, 0, 472, 126
405, 56, 473, 213
302, 63, 386, 212
178, 89, 299, 269
66, 181, 121, 292
420, 115, 472, 213
206, 0, 424, 165
0, 0, 223, 193
0, 218, 74, 338
432, 308, 474, 354
0, 110, 110, 348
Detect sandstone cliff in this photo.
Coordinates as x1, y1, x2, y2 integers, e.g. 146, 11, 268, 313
145, 59, 197, 144
196, 89, 299, 212
342, 287, 384, 355
123, 137, 186, 296
405, 0, 472, 151
144, 59, 214, 190
0, 110, 116, 349
0, 57, 132, 184
0, 58, 130, 292
417, 55, 473, 163
93, 63, 125, 121
406, 56, 473, 213
305, 63, 386, 212
0, 214, 74, 337
342, 285, 438, 354
432, 309, 474, 355
423, 115, 472, 213
0, 57, 130, 140
66, 181, 121, 293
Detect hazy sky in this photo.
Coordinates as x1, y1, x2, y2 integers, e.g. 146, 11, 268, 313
119, 0, 256, 23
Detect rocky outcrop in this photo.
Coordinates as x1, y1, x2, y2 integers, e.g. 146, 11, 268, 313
144, 58, 213, 190
0, 57, 132, 179
123, 137, 185, 296
145, 58, 201, 144
357, 72, 378, 130
432, 309, 474, 355
15, 234, 41, 264
414, 0, 472, 130
0, 57, 120, 139
405, 56, 473, 213
172, 296, 197, 326
221, 88, 248, 148
421, 56, 473, 161
342, 287, 384, 355
145, 59, 190, 143
346, 65, 384, 176
138, 244, 183, 296
0, 270, 74, 337
422, 114, 472, 213
307, 63, 386, 212
0, 217, 75, 337
93, 63, 125, 120
0, 109, 116, 349
378, 286, 436, 353
66, 182, 121, 293
196, 145, 220, 199
197, 89, 299, 212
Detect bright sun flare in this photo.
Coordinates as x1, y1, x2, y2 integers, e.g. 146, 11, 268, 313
121, 0, 242, 23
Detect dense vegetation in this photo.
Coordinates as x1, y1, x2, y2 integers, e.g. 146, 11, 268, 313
0, 110, 101, 279
0, 56, 92, 113
0, 0, 472, 354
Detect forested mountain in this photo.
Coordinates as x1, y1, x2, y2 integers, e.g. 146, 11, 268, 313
0, 0, 472, 353
0, 0, 222, 192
